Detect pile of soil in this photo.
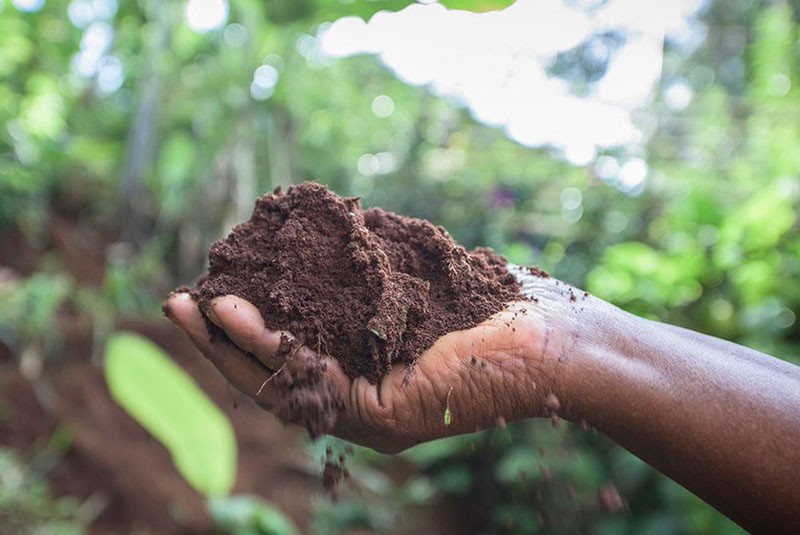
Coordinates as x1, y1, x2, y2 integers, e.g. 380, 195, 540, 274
194, 182, 523, 431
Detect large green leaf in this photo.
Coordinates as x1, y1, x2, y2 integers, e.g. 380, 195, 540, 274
313, 0, 515, 23
440, 0, 515, 12
104, 332, 237, 497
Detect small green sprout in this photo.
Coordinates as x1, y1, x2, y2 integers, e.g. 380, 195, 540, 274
444, 386, 454, 426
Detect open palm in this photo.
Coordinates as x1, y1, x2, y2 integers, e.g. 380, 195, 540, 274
166, 268, 569, 453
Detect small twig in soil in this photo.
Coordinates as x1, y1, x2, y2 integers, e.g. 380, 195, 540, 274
256, 343, 302, 397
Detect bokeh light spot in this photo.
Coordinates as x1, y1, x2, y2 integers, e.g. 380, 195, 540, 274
664, 78, 693, 110
357, 154, 380, 176
185, 0, 229, 33
776, 308, 796, 329
12, 0, 46, 12
250, 64, 279, 101
222, 23, 247, 47
371, 95, 395, 118
559, 187, 583, 210
618, 158, 648, 193
97, 55, 124, 94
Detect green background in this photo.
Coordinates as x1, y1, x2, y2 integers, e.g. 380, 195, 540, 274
2, 0, 799, 533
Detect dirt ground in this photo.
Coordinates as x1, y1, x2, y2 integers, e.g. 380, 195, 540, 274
0, 213, 321, 533
0, 210, 480, 534
0, 315, 319, 534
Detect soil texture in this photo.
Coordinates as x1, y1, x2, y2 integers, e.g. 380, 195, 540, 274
191, 183, 523, 434
197, 182, 522, 383
0, 217, 479, 535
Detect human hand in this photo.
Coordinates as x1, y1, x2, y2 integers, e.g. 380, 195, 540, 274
164, 267, 577, 453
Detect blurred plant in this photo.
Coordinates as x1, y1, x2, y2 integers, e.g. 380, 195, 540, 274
103, 238, 172, 315
303, 438, 388, 533
104, 332, 237, 497
0, 272, 76, 372
0, 272, 72, 344
588, 1, 800, 359
0, 448, 87, 535
209, 495, 299, 535
1, 0, 798, 532
0, 270, 119, 365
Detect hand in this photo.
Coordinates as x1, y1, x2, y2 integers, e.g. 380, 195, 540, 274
164, 268, 576, 453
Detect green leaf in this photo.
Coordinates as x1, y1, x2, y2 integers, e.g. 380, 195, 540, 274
494, 445, 541, 483
750, 3, 795, 100
314, 0, 416, 23
313, 0, 514, 24
433, 464, 472, 494
440, 0, 515, 13
104, 332, 237, 497
401, 434, 472, 467
209, 495, 298, 535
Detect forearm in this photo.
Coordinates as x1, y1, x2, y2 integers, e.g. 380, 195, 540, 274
557, 296, 800, 532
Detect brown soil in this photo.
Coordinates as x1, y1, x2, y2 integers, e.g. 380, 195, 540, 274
197, 182, 521, 383
194, 182, 522, 434
0, 318, 318, 534
0, 221, 318, 534
0, 321, 482, 535
0, 217, 477, 535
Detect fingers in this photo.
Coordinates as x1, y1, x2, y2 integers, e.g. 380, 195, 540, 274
205, 295, 316, 373
165, 293, 281, 408
167, 292, 357, 439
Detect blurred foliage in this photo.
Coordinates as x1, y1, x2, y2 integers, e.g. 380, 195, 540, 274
209, 494, 299, 535
0, 272, 73, 342
1, 0, 799, 533
104, 332, 237, 497
0, 447, 87, 535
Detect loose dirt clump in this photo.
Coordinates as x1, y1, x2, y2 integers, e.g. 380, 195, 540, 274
194, 182, 523, 432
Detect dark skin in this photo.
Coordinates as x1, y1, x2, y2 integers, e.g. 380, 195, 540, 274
165, 267, 800, 533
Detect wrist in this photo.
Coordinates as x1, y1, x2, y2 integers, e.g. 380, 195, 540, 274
508, 272, 585, 420
508, 268, 642, 426
553, 292, 640, 426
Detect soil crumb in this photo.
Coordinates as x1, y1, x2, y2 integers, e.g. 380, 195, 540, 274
597, 484, 624, 513
193, 182, 524, 432
322, 446, 350, 499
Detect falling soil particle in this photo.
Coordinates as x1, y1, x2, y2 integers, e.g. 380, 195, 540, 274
597, 484, 624, 513
322, 461, 346, 494
545, 393, 561, 428
539, 465, 552, 482
193, 182, 524, 433
544, 393, 561, 413
322, 446, 350, 499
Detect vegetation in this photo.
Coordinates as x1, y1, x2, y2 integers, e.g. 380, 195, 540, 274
2, 0, 799, 533
0, 448, 88, 535
105, 332, 237, 497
